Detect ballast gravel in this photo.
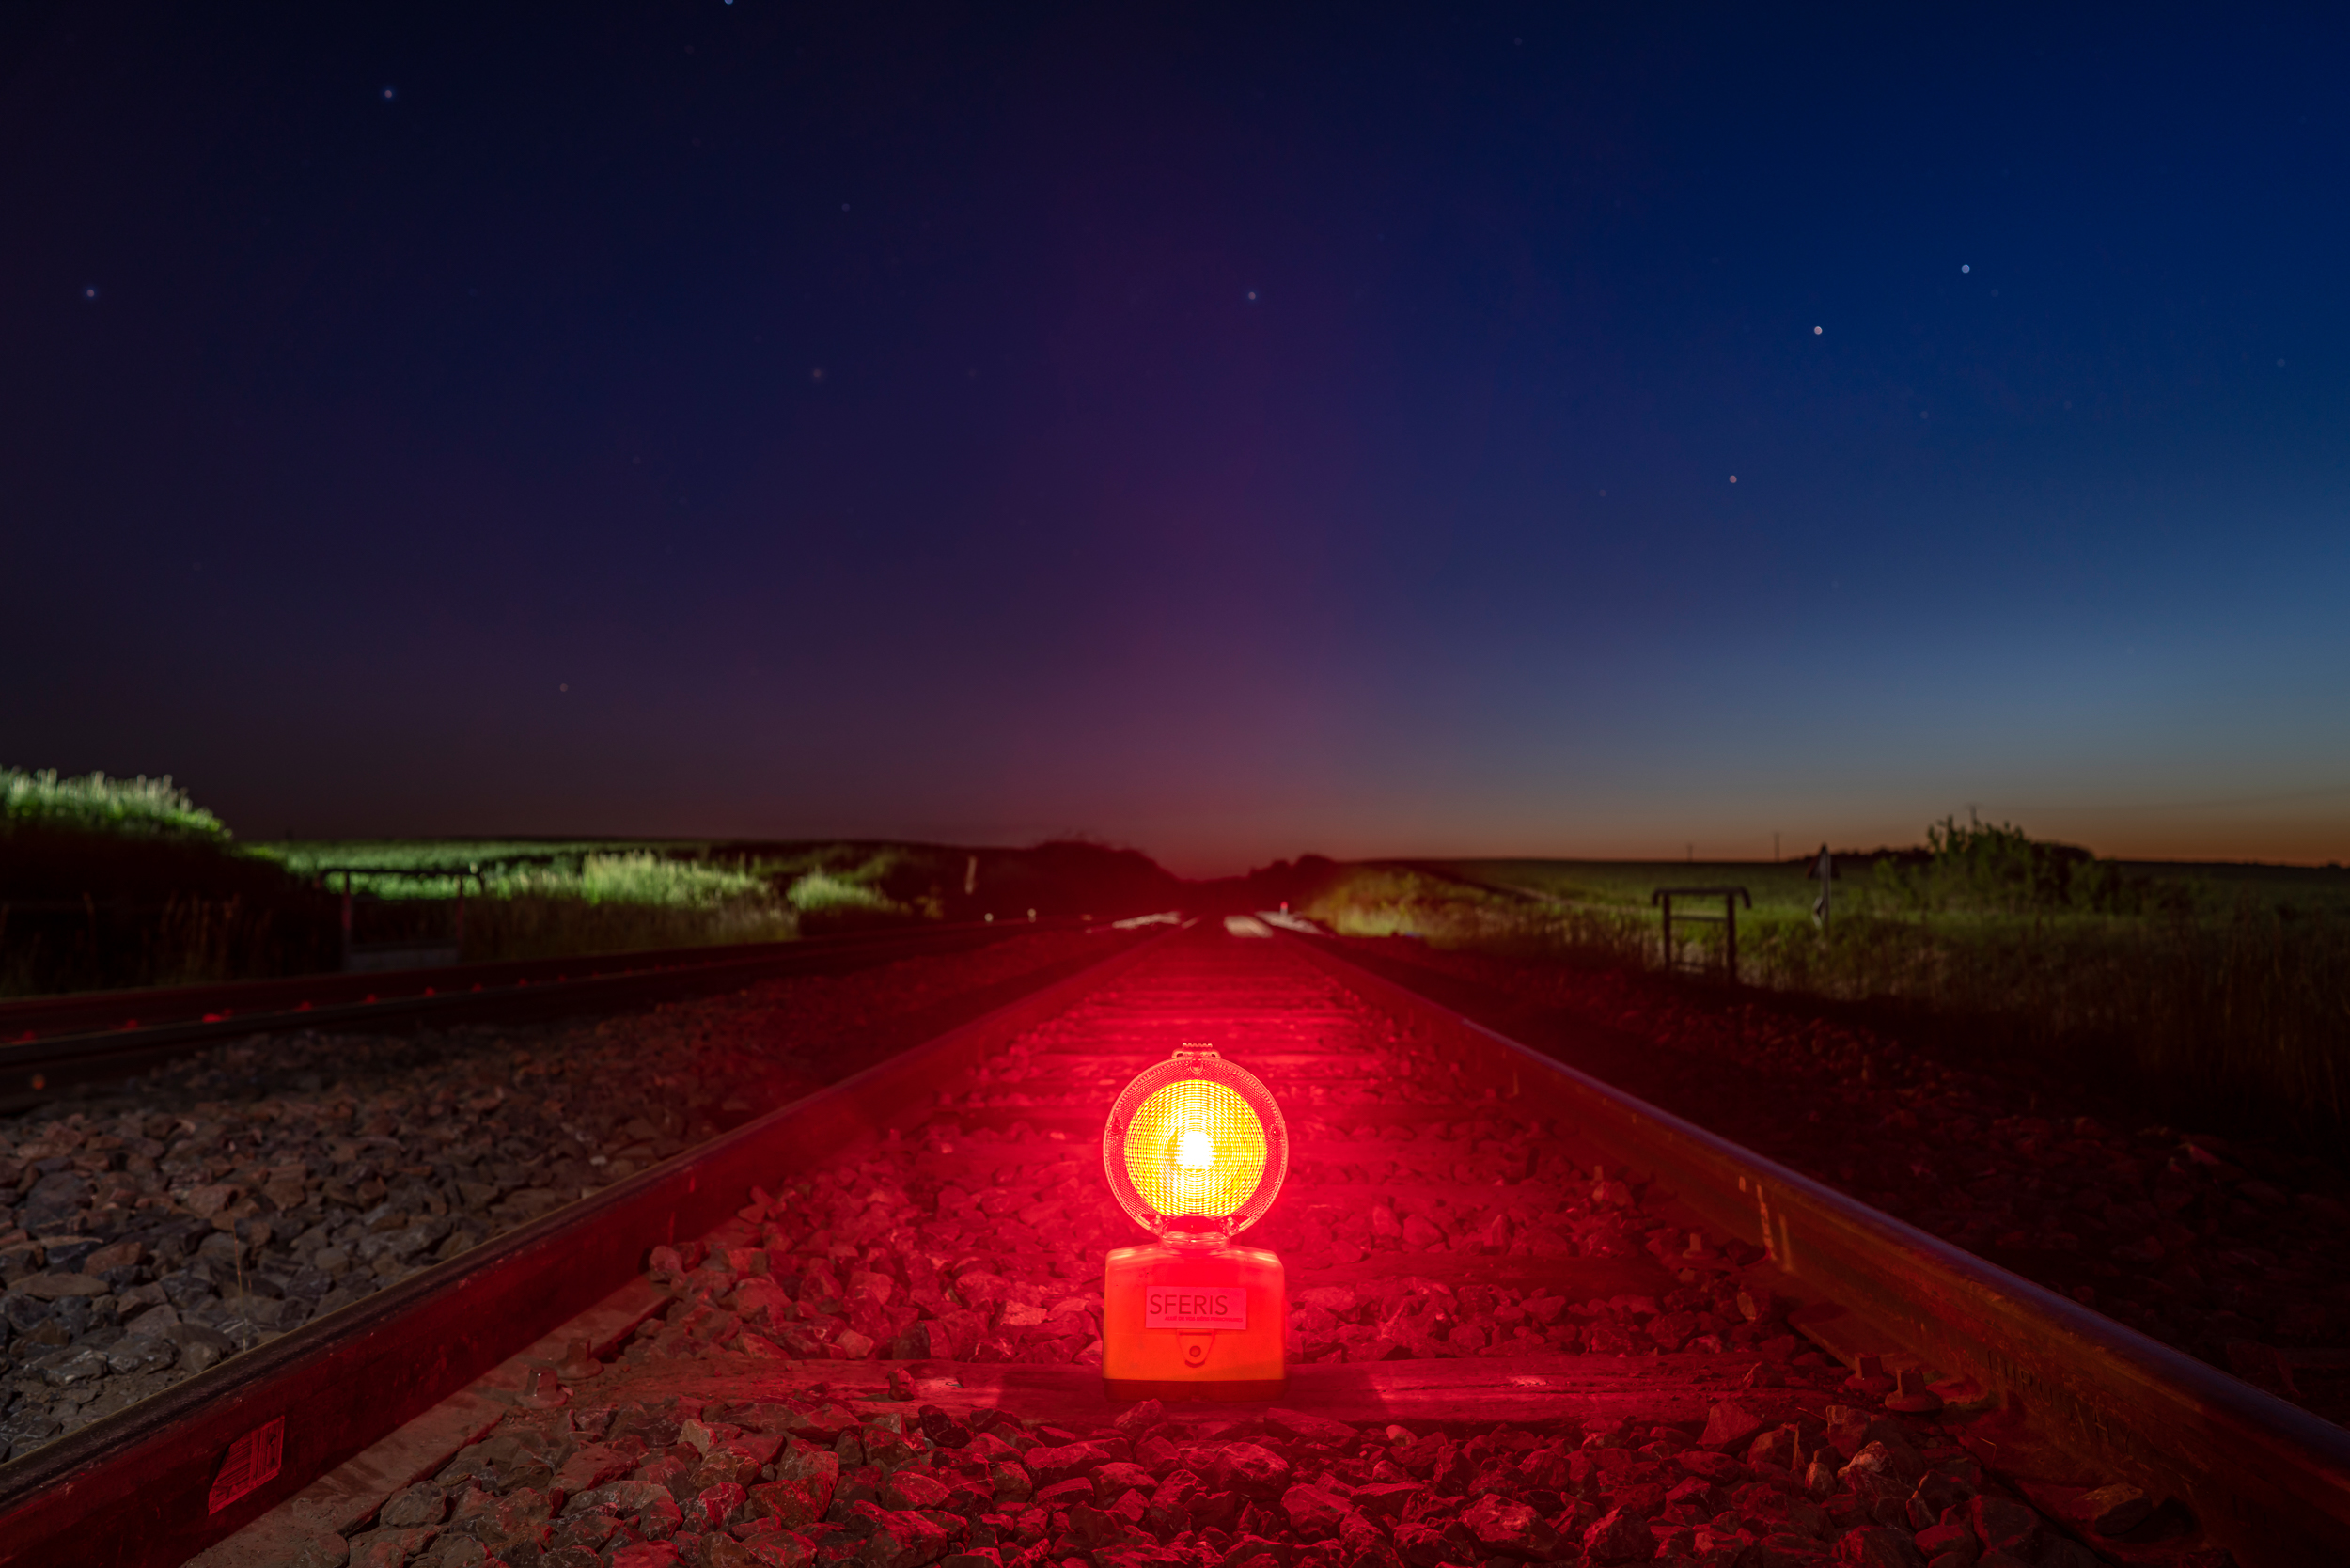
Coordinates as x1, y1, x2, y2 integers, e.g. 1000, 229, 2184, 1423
0, 933, 1104, 1463
332, 936, 2158, 1568
335, 1387, 2138, 1568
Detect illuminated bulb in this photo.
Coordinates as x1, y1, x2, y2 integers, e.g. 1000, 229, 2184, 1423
1124, 1077, 1266, 1221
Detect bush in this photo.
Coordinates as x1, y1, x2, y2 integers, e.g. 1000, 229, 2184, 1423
1305, 865, 1532, 943
1, 768, 227, 842
786, 870, 903, 915
1872, 815, 2180, 917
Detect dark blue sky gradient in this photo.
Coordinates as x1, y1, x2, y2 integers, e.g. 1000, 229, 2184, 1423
6, 5, 2346, 871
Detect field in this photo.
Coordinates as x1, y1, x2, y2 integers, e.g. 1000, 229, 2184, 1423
249, 839, 1002, 963
1299, 843, 2350, 1148
1451, 857, 1825, 914
2, 770, 1182, 995
1449, 855, 2350, 919
10, 771, 2342, 1148
255, 838, 1176, 949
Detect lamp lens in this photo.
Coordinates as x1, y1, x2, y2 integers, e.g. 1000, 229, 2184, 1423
1125, 1078, 1266, 1219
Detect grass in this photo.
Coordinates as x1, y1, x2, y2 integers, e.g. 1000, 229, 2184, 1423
463, 853, 797, 962
256, 839, 933, 955
2, 768, 337, 994
249, 841, 895, 964
460, 891, 797, 964
261, 839, 913, 904
1305, 839, 2350, 1149
1, 768, 228, 842
5, 769, 1183, 993
1445, 841, 2350, 921
498, 852, 774, 906
259, 839, 681, 898
254, 837, 1179, 937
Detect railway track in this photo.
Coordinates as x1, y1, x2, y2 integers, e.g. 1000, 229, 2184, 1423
0, 920, 1060, 1111
2, 922, 2343, 1566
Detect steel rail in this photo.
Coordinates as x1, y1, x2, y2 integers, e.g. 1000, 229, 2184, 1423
0, 919, 1068, 1108
1281, 933, 2350, 1567
0, 926, 1174, 1568
0, 940, 811, 1043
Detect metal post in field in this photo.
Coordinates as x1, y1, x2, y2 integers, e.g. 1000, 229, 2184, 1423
1652, 885, 1751, 983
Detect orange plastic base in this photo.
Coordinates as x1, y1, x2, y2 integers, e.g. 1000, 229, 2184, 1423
1102, 1242, 1286, 1402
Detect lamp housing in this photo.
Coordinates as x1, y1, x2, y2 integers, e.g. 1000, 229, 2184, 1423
1101, 1045, 1289, 1401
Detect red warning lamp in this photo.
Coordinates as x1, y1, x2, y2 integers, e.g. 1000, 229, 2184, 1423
1101, 1046, 1289, 1400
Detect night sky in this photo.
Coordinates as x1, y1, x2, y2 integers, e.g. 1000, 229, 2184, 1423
6, 6, 2346, 873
